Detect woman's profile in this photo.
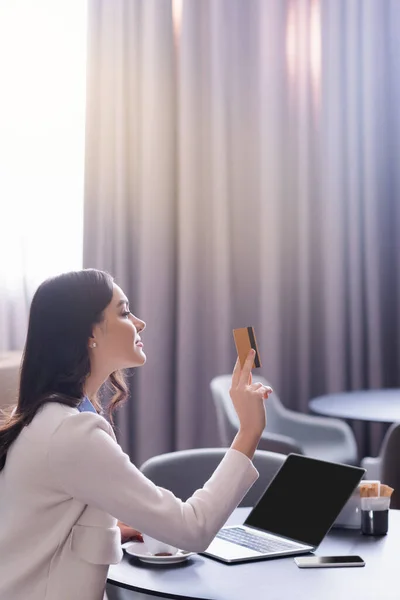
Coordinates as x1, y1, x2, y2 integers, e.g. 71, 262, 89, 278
0, 269, 271, 600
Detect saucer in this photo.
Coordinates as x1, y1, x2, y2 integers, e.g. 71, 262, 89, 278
124, 542, 195, 564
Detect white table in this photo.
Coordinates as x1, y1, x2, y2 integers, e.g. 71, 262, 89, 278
108, 507, 400, 600
310, 389, 400, 457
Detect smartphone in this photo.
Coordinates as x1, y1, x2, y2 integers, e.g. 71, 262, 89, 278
233, 327, 261, 369
294, 555, 365, 568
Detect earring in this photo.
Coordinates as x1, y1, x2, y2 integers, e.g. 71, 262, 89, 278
91, 342, 97, 348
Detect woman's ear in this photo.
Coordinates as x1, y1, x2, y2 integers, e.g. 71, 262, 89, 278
88, 320, 105, 350
88, 334, 97, 349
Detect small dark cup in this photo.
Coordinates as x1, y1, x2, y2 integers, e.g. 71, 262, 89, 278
361, 509, 388, 536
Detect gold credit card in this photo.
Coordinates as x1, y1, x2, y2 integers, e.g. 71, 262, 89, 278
233, 327, 261, 369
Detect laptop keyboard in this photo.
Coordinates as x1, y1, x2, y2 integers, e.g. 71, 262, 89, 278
216, 527, 299, 554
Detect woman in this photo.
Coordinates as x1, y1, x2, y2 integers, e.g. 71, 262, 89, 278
0, 269, 271, 600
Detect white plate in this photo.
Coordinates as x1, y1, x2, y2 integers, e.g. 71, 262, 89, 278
124, 542, 195, 564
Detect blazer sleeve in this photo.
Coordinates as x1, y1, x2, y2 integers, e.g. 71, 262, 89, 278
47, 412, 258, 552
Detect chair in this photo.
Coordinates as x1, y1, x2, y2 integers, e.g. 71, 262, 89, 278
360, 455, 381, 481
140, 447, 287, 507
0, 351, 22, 413
361, 423, 400, 509
210, 375, 358, 465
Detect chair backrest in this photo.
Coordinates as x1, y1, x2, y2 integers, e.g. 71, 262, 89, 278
140, 447, 287, 507
0, 351, 22, 413
380, 423, 400, 510
210, 375, 238, 445
210, 374, 286, 441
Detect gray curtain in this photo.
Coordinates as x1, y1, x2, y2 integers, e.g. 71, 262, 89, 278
84, 0, 400, 465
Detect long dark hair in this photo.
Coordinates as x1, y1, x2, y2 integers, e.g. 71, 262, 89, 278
0, 269, 128, 471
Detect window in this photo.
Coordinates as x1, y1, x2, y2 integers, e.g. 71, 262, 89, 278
0, 0, 86, 295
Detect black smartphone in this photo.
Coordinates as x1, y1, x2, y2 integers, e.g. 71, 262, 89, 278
294, 555, 365, 568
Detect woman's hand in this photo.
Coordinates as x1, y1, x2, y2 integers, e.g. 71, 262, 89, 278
229, 350, 273, 458
117, 521, 144, 544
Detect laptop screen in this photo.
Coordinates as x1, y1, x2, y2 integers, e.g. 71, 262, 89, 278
245, 454, 365, 547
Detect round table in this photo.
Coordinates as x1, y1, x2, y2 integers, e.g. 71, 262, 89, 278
309, 389, 400, 457
108, 507, 400, 600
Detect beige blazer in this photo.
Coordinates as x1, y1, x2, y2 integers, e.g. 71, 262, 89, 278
0, 403, 258, 600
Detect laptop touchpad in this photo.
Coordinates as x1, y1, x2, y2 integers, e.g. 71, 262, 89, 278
205, 538, 260, 560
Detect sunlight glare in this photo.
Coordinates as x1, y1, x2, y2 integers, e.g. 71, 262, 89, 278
0, 0, 86, 293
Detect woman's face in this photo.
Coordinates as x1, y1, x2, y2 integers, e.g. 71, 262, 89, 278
90, 283, 146, 373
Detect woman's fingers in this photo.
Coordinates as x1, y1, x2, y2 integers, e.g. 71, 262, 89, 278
232, 350, 254, 389
239, 350, 255, 387
251, 382, 273, 393
262, 386, 273, 398
117, 522, 144, 544
231, 357, 241, 388
252, 382, 264, 390
252, 384, 273, 400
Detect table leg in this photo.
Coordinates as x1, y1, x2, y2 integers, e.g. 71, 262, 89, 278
347, 419, 372, 462
362, 421, 371, 460
359, 421, 394, 462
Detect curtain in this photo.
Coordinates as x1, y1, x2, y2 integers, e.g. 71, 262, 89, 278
84, 0, 178, 461
84, 0, 400, 465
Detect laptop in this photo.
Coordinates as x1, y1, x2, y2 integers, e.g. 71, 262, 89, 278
203, 454, 365, 563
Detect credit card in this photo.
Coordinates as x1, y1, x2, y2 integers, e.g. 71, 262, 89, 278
233, 327, 261, 369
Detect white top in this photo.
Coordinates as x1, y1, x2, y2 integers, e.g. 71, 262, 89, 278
0, 403, 258, 600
